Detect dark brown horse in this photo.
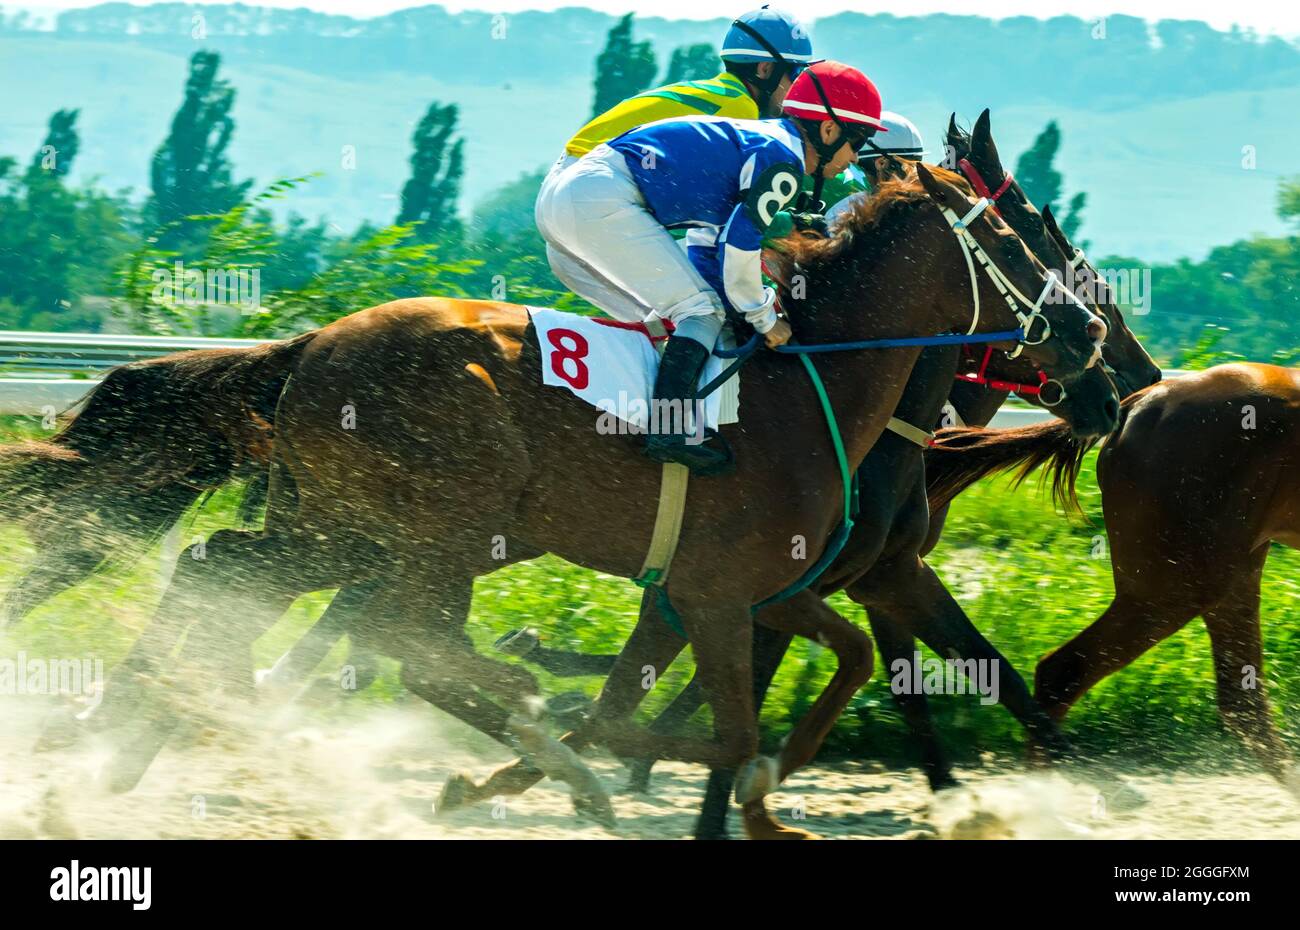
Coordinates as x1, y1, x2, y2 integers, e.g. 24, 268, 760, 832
926, 363, 1300, 795
460, 112, 1161, 837
0, 165, 1116, 838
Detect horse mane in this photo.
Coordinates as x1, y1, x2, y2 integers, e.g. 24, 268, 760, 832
765, 164, 976, 298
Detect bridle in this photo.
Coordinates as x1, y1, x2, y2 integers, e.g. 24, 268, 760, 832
951, 155, 1093, 401
938, 195, 1064, 359
958, 157, 1014, 215
749, 192, 1076, 362
955, 343, 1067, 407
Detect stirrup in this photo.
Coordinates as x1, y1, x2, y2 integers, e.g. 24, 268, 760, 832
644, 427, 734, 476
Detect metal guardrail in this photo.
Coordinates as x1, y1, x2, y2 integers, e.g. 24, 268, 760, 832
0, 329, 1187, 423
0, 330, 271, 416
0, 330, 268, 377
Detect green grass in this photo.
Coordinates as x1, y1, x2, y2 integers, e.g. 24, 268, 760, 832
2, 413, 1295, 768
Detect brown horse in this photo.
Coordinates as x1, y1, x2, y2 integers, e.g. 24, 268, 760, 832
464, 112, 1160, 837
0, 164, 1116, 838
926, 363, 1300, 795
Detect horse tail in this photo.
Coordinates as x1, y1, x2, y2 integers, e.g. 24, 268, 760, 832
0, 333, 316, 614
924, 419, 1104, 514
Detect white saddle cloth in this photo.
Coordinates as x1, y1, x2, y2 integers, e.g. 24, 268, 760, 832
529, 307, 740, 431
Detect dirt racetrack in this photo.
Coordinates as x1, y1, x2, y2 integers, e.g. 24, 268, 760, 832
2, 696, 1296, 840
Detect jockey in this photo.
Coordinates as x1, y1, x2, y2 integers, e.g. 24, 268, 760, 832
566, 7, 814, 157
534, 62, 886, 474
537, 7, 814, 317
823, 110, 928, 226
771, 110, 927, 237
855, 110, 927, 186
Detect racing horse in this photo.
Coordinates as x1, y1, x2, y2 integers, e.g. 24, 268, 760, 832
0, 164, 1116, 837
459, 112, 1159, 837
926, 363, 1300, 795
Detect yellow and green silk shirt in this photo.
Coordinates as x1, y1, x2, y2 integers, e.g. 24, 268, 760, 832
565, 71, 760, 157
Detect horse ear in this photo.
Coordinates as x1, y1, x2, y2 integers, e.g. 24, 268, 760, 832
1042, 203, 1065, 239
916, 162, 960, 206
947, 112, 959, 139
971, 108, 1004, 173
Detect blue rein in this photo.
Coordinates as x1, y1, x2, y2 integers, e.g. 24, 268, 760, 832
695, 326, 1026, 404
714, 326, 1026, 359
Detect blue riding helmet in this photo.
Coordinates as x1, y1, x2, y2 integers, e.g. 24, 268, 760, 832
721, 6, 814, 69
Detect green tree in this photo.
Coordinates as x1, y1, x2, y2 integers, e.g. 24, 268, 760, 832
148, 51, 252, 237
397, 102, 464, 241
1015, 121, 1086, 241
30, 108, 79, 178
119, 178, 477, 337
590, 14, 657, 117
663, 43, 718, 83
0, 110, 136, 331
1277, 174, 1300, 229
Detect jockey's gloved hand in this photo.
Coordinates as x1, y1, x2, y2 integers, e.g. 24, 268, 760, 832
763, 210, 795, 243
790, 211, 828, 235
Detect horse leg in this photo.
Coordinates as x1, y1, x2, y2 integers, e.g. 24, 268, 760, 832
442, 588, 690, 806
1034, 589, 1200, 721
99, 529, 355, 791
863, 604, 958, 790
859, 558, 1075, 761
729, 590, 873, 840
1201, 552, 1299, 795
356, 567, 615, 824
256, 582, 379, 697
494, 627, 619, 677
626, 618, 790, 795
691, 623, 793, 839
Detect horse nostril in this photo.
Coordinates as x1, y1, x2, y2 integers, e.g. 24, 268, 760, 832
1105, 398, 1119, 422
1087, 317, 1108, 344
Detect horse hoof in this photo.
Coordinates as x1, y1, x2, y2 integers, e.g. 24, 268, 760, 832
435, 773, 479, 815
34, 708, 86, 752
734, 756, 780, 805
494, 628, 540, 658
101, 748, 152, 795
929, 772, 962, 793
1282, 766, 1300, 800
545, 691, 592, 729
1101, 780, 1148, 813
741, 801, 816, 840
102, 720, 175, 794
572, 789, 617, 831
622, 758, 653, 794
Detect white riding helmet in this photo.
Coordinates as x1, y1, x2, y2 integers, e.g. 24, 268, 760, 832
862, 111, 927, 160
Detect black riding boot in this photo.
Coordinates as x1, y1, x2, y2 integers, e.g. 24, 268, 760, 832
644, 336, 734, 476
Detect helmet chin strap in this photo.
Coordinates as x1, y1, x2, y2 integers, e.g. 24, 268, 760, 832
728, 19, 793, 116
861, 138, 905, 177
796, 68, 855, 214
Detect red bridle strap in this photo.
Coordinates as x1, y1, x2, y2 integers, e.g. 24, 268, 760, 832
954, 344, 1048, 396
958, 158, 1014, 211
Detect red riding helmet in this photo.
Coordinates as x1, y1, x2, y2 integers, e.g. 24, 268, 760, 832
781, 60, 887, 131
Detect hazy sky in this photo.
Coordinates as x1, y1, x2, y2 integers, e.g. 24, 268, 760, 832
15, 1, 1300, 37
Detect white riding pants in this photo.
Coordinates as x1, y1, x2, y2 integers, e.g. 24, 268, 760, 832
535, 145, 725, 345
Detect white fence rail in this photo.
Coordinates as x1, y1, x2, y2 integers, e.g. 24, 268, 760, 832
0, 330, 1182, 426
0, 330, 270, 416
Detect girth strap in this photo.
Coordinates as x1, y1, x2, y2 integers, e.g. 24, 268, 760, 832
633, 349, 859, 636
634, 462, 690, 586
886, 416, 935, 448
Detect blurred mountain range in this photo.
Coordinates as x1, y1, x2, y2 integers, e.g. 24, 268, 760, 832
2, 3, 1297, 260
